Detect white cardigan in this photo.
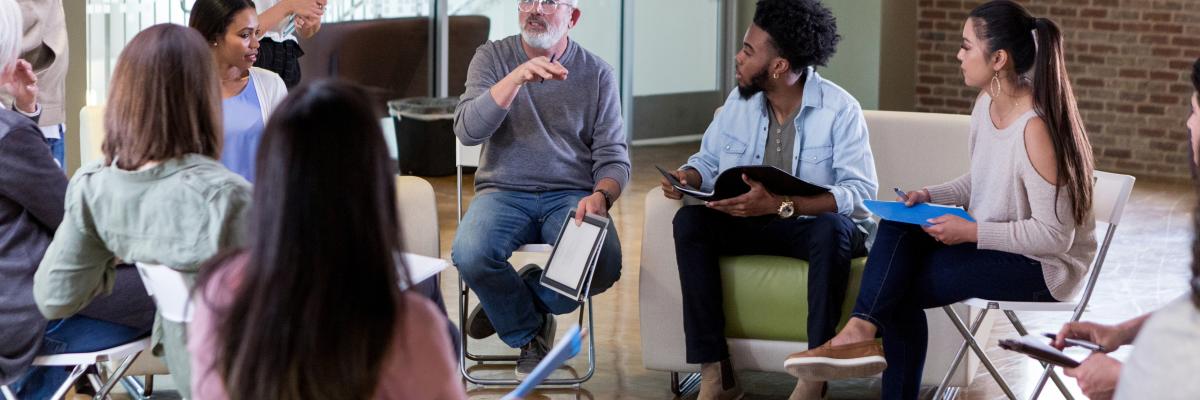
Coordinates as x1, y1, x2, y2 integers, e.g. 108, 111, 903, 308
248, 67, 287, 123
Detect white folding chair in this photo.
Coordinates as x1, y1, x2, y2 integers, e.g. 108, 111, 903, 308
453, 138, 597, 386
0, 337, 150, 400
932, 171, 1136, 400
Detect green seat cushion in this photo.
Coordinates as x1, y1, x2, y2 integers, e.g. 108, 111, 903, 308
718, 255, 867, 342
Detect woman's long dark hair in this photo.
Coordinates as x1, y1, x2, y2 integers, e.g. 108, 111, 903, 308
196, 80, 408, 399
189, 0, 256, 44
970, 0, 1094, 223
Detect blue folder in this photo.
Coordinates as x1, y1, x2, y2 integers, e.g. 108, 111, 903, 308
865, 200, 975, 226
502, 324, 586, 400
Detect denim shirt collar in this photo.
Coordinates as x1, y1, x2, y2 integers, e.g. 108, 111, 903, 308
757, 66, 824, 120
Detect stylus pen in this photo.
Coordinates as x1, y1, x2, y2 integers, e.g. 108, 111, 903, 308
541, 52, 558, 83
1043, 332, 1107, 352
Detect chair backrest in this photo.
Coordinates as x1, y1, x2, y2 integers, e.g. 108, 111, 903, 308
864, 110, 972, 201
456, 138, 482, 169
1071, 170, 1135, 311
134, 263, 194, 323
1091, 170, 1136, 226
79, 105, 106, 167
395, 175, 440, 258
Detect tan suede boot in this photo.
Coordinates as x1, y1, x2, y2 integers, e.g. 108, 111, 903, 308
787, 379, 828, 400
698, 359, 744, 400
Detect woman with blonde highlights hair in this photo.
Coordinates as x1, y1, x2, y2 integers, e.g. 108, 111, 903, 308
33, 23, 252, 399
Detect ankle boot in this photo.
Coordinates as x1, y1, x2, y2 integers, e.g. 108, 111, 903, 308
698, 358, 744, 400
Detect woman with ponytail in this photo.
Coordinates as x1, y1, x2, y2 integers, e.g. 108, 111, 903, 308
1050, 58, 1200, 400
783, 1, 1097, 398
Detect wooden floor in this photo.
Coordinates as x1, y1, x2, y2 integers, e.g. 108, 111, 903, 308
426, 143, 1197, 399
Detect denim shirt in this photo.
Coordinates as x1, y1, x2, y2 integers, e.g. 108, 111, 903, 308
684, 67, 878, 224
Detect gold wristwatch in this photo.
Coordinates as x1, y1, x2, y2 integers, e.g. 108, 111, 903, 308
777, 196, 795, 218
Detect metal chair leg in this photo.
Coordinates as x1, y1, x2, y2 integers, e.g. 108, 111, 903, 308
49, 364, 89, 400
943, 306, 1018, 400
933, 306, 991, 399
460, 279, 598, 386
94, 351, 141, 399
670, 371, 701, 396
1003, 311, 1074, 400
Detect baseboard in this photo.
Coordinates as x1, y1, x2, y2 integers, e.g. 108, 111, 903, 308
631, 134, 703, 147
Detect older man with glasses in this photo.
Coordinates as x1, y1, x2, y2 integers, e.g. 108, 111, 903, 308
451, 0, 629, 380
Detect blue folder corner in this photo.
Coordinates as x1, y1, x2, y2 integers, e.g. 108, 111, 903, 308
502, 324, 585, 399
865, 200, 974, 226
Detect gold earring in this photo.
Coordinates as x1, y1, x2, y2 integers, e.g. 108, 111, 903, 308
991, 72, 1002, 97
773, 73, 779, 79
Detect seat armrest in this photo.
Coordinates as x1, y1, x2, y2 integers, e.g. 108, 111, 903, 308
639, 187, 694, 371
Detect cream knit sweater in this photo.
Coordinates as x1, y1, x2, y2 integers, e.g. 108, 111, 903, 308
925, 94, 1097, 301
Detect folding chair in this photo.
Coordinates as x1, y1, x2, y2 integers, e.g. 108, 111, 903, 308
0, 337, 150, 400
932, 171, 1136, 400
454, 138, 597, 387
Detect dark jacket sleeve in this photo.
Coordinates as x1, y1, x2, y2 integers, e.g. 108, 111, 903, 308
0, 122, 67, 230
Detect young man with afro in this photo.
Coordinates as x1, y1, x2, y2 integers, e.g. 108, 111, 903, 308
659, 0, 877, 398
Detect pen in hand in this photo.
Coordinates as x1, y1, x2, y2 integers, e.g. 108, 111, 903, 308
1042, 332, 1107, 352
893, 187, 908, 201
541, 52, 558, 84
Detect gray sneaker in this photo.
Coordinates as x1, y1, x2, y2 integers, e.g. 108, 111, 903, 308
465, 264, 542, 340
515, 313, 556, 381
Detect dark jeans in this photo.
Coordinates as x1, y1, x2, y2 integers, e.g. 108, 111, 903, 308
851, 220, 1056, 400
255, 38, 303, 88
673, 206, 866, 364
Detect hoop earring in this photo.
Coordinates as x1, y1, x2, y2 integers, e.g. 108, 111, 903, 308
990, 72, 1002, 97
772, 73, 779, 79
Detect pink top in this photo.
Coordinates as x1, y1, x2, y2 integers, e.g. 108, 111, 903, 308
187, 256, 466, 399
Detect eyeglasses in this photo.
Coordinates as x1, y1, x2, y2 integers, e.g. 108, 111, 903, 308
517, 0, 574, 14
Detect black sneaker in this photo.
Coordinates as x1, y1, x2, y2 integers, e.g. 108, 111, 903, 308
515, 312, 556, 381
465, 264, 543, 340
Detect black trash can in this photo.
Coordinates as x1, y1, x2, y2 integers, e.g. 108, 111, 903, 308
388, 97, 458, 176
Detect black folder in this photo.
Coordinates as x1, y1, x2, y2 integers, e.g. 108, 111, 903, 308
657, 165, 829, 201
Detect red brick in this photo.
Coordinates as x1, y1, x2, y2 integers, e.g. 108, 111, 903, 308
1139, 35, 1170, 45
1151, 47, 1183, 58
1118, 69, 1147, 79
1150, 71, 1179, 81
1143, 11, 1174, 22
1150, 94, 1183, 105
1092, 20, 1121, 31
1153, 24, 1184, 34
1136, 104, 1166, 115
1105, 148, 1132, 159
1173, 36, 1200, 47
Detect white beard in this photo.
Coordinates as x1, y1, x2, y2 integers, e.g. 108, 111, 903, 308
521, 22, 567, 50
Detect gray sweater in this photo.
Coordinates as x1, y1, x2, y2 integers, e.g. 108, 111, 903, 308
0, 109, 64, 384
454, 35, 630, 194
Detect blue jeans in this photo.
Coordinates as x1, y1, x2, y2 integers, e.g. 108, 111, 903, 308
44, 134, 65, 171
452, 190, 622, 348
10, 316, 150, 399
851, 220, 1056, 400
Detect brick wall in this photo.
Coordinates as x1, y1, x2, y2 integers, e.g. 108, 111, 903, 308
915, 0, 1200, 181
